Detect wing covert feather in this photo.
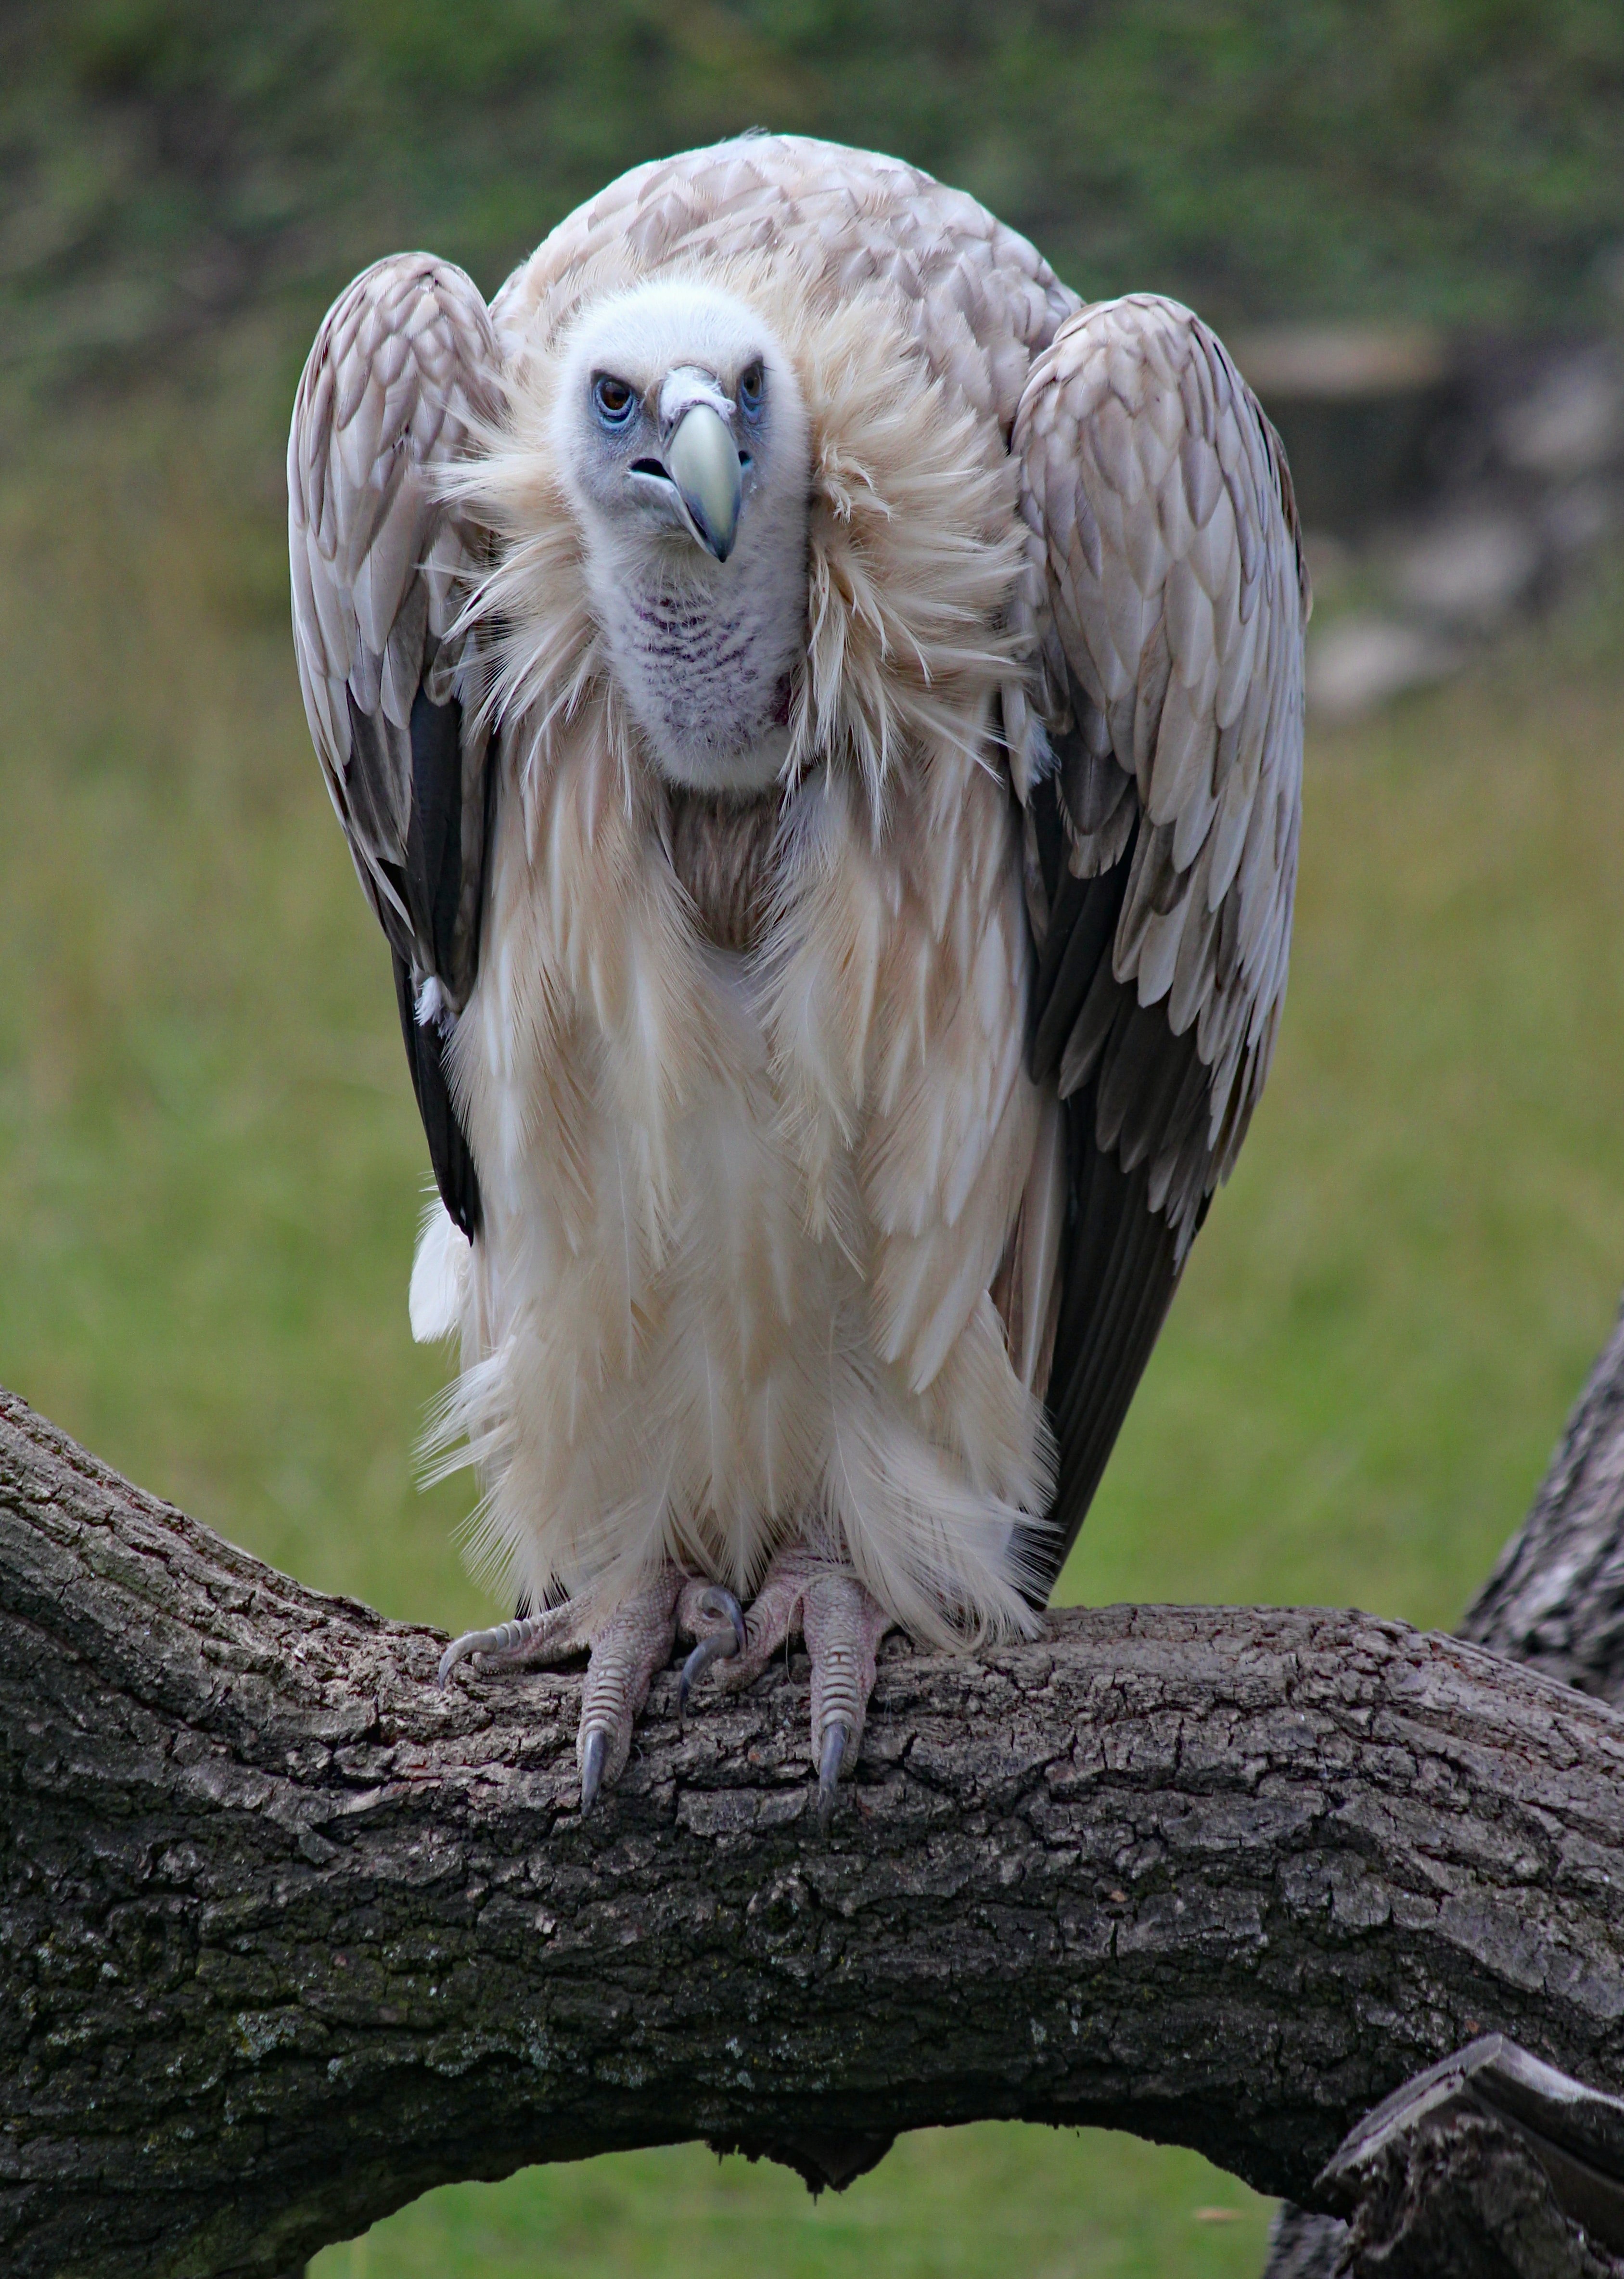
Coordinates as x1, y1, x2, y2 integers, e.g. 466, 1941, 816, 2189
1013, 295, 1307, 1592
289, 253, 503, 1235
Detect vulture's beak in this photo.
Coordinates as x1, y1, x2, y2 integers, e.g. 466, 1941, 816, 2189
657, 377, 743, 562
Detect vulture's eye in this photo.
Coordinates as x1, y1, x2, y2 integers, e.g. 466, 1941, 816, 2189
737, 361, 765, 420
592, 374, 637, 428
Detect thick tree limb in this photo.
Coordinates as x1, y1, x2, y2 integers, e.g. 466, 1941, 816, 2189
6, 1390, 1624, 2277
1462, 1297, 1624, 1696
1263, 1292, 1624, 2279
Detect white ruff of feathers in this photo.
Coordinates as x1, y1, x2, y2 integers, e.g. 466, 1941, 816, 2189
416, 253, 1059, 1649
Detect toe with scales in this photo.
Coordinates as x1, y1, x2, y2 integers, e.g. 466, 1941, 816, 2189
676, 1584, 747, 1723
678, 1546, 895, 1809
437, 1563, 683, 1813
436, 1600, 595, 1685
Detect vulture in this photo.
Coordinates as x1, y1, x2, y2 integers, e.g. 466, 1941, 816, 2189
288, 134, 1307, 1812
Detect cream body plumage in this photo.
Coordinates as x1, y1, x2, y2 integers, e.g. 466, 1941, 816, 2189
422, 260, 1053, 1650
288, 135, 1307, 1807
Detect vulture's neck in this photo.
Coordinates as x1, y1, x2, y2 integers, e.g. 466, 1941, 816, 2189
594, 535, 806, 798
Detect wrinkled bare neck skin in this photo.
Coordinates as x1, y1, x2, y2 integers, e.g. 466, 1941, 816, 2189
587, 526, 806, 795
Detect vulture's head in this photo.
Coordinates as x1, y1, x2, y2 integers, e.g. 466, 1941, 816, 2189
551, 280, 812, 796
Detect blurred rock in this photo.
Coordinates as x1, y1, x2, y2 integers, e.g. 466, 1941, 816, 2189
1497, 348, 1623, 480
1277, 329, 1624, 719
1238, 324, 1455, 532
1390, 510, 1541, 631
1542, 480, 1622, 557
1307, 616, 1459, 721
1237, 325, 1451, 399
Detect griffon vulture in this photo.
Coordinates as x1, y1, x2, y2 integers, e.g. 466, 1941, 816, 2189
288, 134, 1307, 1812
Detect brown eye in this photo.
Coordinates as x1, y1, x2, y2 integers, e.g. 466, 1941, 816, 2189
592, 373, 636, 427
737, 360, 765, 419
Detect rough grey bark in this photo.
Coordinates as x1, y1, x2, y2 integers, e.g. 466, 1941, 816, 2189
6, 1387, 1624, 2278
1267, 2205, 1354, 2275
1463, 1297, 1624, 1693
1262, 1293, 1624, 2279
1301, 2034, 1624, 2275
1327, 2111, 1624, 2278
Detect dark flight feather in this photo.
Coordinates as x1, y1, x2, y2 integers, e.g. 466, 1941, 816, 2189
1021, 756, 1206, 1603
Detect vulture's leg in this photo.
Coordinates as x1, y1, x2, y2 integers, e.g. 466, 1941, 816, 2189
437, 1563, 684, 1812
681, 1546, 894, 1811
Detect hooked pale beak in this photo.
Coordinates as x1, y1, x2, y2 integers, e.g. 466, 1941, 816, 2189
665, 402, 742, 562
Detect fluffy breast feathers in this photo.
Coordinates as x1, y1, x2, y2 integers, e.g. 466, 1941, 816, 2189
417, 256, 1061, 1649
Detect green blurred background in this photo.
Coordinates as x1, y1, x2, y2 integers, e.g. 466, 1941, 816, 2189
3, 5, 1624, 2274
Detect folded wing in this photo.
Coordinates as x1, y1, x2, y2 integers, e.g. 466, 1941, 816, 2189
1012, 295, 1308, 1595
288, 254, 502, 1236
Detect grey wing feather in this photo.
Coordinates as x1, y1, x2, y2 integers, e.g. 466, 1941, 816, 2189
288, 254, 503, 1235
1013, 295, 1308, 1594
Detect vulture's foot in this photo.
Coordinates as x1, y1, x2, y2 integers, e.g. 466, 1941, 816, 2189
437, 1564, 684, 1812
679, 1547, 894, 1814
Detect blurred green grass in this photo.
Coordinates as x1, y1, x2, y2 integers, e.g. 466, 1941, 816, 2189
4, 391, 1624, 2274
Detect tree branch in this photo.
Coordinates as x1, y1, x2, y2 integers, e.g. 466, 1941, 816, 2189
1263, 1291, 1624, 2279
1461, 1295, 1624, 1695
6, 1388, 1624, 2277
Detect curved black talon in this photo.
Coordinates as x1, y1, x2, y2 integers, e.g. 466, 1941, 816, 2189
678, 1634, 735, 1722
678, 1587, 746, 1725
816, 1719, 850, 1818
580, 1726, 608, 1815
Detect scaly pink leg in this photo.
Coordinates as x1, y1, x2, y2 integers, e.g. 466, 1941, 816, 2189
438, 1563, 684, 1812
678, 1546, 895, 1810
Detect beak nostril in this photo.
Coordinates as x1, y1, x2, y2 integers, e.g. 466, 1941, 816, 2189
629, 458, 670, 480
